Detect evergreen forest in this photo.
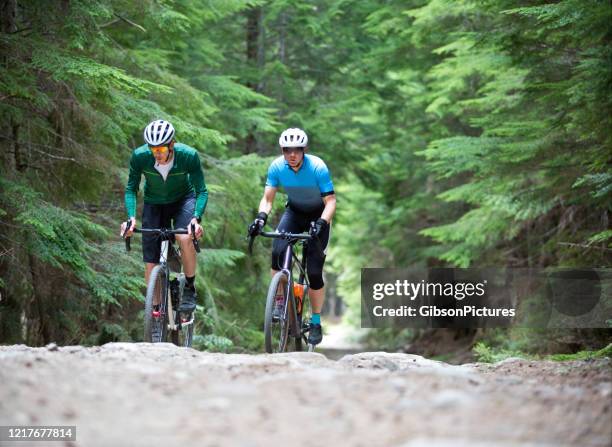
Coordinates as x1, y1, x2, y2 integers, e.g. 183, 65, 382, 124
1, 0, 610, 358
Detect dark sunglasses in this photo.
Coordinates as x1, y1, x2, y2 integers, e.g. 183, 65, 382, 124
282, 147, 305, 153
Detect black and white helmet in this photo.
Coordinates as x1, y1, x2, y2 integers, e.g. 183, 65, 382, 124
279, 128, 308, 148
143, 119, 175, 146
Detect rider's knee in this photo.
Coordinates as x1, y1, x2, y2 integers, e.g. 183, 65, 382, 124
271, 243, 286, 270
175, 234, 190, 244
308, 272, 324, 290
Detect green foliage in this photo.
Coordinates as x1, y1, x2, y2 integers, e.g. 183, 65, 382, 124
473, 341, 530, 363
1, 178, 143, 306
192, 334, 234, 352
98, 323, 132, 344
0, 0, 609, 355
474, 340, 612, 363
587, 230, 612, 247
362, 328, 414, 352
547, 343, 612, 361
0, 0, 278, 346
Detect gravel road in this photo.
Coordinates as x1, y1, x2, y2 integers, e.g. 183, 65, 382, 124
0, 343, 610, 447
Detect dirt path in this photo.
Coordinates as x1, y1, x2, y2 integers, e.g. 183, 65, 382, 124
317, 322, 367, 360
0, 343, 610, 447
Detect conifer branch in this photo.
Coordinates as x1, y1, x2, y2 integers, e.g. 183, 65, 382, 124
557, 242, 612, 252
100, 14, 146, 33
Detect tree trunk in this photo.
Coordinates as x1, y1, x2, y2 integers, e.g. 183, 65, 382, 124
1, 0, 17, 172
0, 0, 17, 33
13, 124, 26, 172
245, 6, 260, 79
244, 6, 263, 154
276, 12, 287, 117
28, 254, 51, 345
278, 12, 286, 65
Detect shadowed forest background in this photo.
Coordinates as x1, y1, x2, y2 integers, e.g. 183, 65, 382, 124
0, 0, 610, 359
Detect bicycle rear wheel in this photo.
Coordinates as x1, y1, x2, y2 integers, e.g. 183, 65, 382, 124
170, 275, 194, 347
170, 320, 194, 347
294, 287, 308, 352
264, 272, 291, 353
144, 265, 169, 343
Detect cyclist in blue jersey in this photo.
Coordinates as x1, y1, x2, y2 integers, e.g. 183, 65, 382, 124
248, 128, 337, 345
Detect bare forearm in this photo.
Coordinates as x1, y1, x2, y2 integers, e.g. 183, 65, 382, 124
321, 195, 336, 223
258, 187, 277, 215
258, 196, 273, 215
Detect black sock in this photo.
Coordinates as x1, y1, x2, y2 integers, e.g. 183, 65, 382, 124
186, 275, 195, 289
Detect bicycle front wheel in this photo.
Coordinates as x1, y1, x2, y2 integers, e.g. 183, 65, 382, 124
144, 264, 169, 343
264, 271, 290, 353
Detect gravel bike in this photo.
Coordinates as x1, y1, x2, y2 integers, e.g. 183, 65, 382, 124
249, 228, 316, 353
123, 223, 200, 347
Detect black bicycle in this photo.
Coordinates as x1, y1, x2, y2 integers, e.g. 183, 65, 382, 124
249, 228, 316, 353
123, 223, 200, 347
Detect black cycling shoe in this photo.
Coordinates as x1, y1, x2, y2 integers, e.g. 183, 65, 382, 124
307, 323, 323, 345
179, 286, 197, 313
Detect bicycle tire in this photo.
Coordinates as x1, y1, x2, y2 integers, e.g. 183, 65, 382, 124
170, 275, 194, 347
264, 271, 290, 353
144, 265, 169, 343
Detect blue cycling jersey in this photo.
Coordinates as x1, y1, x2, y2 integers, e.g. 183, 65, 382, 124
266, 154, 334, 213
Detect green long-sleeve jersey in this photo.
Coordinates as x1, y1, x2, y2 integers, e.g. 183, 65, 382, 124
124, 143, 208, 220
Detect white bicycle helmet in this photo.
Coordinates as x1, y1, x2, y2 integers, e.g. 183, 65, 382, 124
143, 119, 175, 146
279, 128, 308, 148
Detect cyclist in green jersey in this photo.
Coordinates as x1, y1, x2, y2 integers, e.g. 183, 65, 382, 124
120, 119, 208, 313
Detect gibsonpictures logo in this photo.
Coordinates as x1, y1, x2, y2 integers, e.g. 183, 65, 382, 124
361, 268, 611, 329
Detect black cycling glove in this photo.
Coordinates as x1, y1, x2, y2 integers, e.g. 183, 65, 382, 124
310, 218, 328, 239
248, 212, 268, 236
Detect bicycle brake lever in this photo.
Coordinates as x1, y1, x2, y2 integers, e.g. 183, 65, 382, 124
122, 220, 131, 252
308, 222, 325, 256
248, 234, 255, 255
191, 223, 201, 253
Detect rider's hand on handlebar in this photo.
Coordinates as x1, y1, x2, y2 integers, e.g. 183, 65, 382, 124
188, 217, 204, 239
120, 217, 136, 238
248, 212, 268, 237
310, 218, 328, 239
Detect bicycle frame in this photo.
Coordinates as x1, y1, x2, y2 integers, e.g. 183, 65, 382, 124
123, 225, 200, 334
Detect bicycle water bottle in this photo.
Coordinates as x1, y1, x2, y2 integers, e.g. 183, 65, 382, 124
294, 283, 305, 313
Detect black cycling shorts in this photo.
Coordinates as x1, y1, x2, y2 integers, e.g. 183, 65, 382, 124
271, 206, 330, 290
141, 193, 195, 263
